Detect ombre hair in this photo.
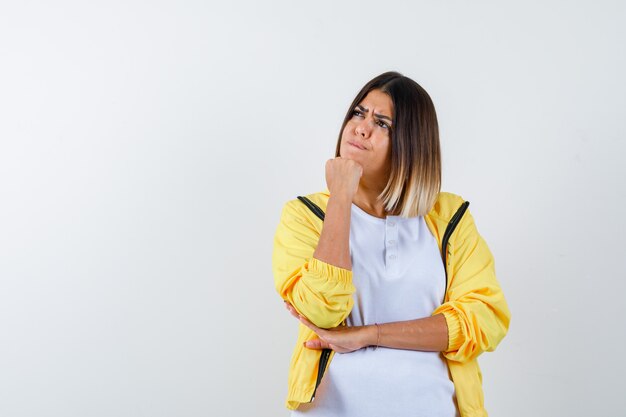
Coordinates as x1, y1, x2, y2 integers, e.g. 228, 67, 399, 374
335, 71, 442, 218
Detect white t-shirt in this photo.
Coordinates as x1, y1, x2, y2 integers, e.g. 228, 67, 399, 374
291, 203, 459, 417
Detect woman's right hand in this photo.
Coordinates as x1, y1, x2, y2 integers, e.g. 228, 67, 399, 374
325, 157, 363, 201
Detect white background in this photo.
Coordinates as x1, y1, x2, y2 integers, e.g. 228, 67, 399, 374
1, 1, 625, 416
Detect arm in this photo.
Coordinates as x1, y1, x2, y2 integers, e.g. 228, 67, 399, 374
431, 208, 511, 362
361, 314, 448, 351
313, 193, 352, 270
285, 300, 448, 352
272, 195, 355, 329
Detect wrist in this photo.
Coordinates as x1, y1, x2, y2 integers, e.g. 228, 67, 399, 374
328, 193, 353, 207
363, 324, 380, 348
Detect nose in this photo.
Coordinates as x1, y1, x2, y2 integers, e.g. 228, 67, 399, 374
355, 118, 372, 138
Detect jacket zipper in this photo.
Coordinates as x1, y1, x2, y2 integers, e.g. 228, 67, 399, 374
440, 201, 470, 301
311, 348, 331, 401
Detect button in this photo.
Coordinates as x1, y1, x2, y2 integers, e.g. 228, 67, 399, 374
389, 254, 397, 260
388, 240, 396, 245
388, 221, 396, 227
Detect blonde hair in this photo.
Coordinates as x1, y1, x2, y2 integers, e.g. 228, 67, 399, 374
335, 71, 441, 217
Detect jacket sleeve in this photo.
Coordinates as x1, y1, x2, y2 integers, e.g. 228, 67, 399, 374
272, 200, 356, 329
432, 208, 511, 363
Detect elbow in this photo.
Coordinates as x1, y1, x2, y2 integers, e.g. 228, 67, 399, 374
274, 257, 357, 329
300, 297, 354, 329
279, 269, 356, 329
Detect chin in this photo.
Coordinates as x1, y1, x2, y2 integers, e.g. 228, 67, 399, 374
340, 145, 360, 159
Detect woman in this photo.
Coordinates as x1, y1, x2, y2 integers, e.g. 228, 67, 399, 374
272, 71, 510, 417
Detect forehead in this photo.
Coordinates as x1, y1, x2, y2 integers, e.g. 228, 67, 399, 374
359, 89, 393, 116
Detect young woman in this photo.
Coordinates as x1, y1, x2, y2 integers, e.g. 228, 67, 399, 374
272, 71, 511, 417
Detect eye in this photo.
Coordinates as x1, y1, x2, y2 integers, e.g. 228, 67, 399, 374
376, 120, 389, 129
352, 110, 363, 117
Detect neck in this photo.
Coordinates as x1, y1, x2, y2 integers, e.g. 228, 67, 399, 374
353, 174, 389, 219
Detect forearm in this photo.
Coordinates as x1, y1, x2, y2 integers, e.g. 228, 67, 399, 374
363, 314, 449, 352
313, 194, 352, 270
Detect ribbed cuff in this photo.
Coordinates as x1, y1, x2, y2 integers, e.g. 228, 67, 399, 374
441, 309, 464, 352
308, 256, 352, 283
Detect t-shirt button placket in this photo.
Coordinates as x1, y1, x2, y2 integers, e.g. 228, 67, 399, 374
386, 219, 399, 276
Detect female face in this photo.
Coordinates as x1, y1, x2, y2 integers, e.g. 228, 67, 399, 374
339, 89, 394, 178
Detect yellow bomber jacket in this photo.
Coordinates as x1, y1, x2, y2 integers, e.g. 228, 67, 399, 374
272, 189, 511, 417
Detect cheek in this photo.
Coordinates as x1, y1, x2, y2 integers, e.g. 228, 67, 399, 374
339, 126, 350, 146
338, 135, 347, 156
342, 123, 352, 138
377, 138, 392, 163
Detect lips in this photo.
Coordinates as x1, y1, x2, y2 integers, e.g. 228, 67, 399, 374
348, 140, 366, 150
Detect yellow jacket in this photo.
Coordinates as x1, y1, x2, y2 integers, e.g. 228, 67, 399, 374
272, 189, 511, 417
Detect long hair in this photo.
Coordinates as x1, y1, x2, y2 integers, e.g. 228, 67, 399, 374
335, 71, 441, 217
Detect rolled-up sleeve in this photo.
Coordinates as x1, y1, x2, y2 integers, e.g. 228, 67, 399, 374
272, 200, 355, 329
432, 209, 511, 363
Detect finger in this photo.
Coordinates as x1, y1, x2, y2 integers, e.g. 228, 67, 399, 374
284, 302, 300, 319
283, 302, 327, 336
303, 338, 330, 350
284, 302, 305, 321
297, 314, 325, 334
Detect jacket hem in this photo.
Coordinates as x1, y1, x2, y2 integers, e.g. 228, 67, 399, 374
285, 388, 315, 410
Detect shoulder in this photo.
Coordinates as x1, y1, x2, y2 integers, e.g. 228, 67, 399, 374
427, 191, 467, 222
278, 189, 330, 231
282, 188, 329, 212
429, 191, 486, 247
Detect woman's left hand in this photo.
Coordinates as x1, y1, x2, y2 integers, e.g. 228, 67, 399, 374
284, 301, 373, 353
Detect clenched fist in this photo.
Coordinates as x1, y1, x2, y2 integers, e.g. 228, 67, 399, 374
325, 157, 363, 201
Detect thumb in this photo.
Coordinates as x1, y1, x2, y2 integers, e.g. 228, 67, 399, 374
303, 338, 330, 350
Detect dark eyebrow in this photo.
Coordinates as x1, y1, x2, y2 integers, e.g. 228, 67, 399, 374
356, 104, 392, 123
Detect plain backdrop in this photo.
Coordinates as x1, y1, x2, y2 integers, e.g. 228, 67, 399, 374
1, 1, 625, 416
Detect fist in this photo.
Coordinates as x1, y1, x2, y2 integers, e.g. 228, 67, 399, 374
325, 157, 363, 200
